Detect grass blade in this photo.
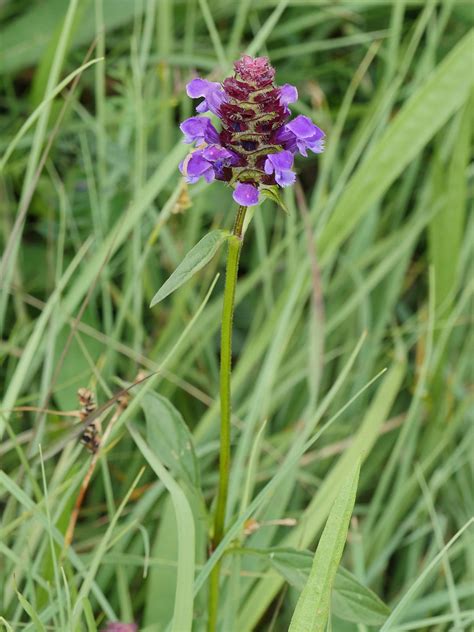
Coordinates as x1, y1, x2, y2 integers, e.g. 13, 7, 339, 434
319, 29, 474, 260
129, 426, 195, 632
289, 459, 360, 632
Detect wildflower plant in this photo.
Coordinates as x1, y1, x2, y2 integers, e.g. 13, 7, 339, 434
152, 55, 324, 630
179, 55, 324, 207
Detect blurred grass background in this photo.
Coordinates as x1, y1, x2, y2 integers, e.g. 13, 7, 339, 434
0, 0, 473, 630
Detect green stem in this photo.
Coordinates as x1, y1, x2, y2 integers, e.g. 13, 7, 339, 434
208, 205, 248, 632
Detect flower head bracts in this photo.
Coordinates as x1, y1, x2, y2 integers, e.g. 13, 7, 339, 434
179, 56, 324, 206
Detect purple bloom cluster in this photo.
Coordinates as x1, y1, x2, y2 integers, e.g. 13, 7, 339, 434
179, 55, 325, 207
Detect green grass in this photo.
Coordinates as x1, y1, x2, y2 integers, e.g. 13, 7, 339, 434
1, 1, 473, 631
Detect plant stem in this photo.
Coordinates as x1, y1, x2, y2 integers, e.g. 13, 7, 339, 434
208, 204, 248, 631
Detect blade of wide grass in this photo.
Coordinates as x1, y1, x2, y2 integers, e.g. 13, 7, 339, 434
129, 427, 195, 632
428, 97, 471, 311
289, 459, 360, 632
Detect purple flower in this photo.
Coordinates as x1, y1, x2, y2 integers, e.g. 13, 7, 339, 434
278, 115, 325, 157
233, 183, 260, 206
264, 151, 296, 187
180, 117, 219, 145
202, 145, 236, 164
179, 151, 215, 184
186, 78, 225, 115
180, 57, 324, 206
279, 84, 298, 111
179, 146, 236, 184
100, 623, 137, 632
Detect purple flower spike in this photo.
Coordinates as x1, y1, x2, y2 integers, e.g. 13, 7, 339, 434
180, 56, 324, 206
284, 115, 325, 157
264, 151, 296, 187
233, 183, 260, 206
186, 78, 225, 114
180, 117, 219, 145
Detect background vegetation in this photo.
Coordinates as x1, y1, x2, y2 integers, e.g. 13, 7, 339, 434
0, 0, 473, 630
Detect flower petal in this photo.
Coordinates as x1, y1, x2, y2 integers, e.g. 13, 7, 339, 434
286, 115, 320, 139
277, 116, 325, 156
264, 150, 295, 187
279, 84, 298, 107
186, 78, 224, 114
264, 159, 273, 176
233, 182, 260, 206
186, 78, 217, 98
179, 151, 215, 183
180, 117, 219, 145
202, 145, 233, 162
276, 169, 296, 187
267, 150, 294, 170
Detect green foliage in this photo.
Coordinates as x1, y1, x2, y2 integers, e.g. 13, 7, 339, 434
0, 2, 472, 631
150, 229, 229, 306
143, 391, 200, 488
267, 547, 390, 625
289, 460, 360, 632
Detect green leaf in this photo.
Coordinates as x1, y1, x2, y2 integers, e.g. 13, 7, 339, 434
428, 97, 472, 310
142, 392, 200, 488
268, 548, 312, 591
319, 29, 474, 260
263, 548, 389, 626
129, 426, 195, 632
15, 588, 45, 631
143, 495, 180, 628
81, 598, 98, 632
333, 567, 390, 626
260, 185, 289, 214
0, 617, 14, 632
150, 230, 229, 306
289, 459, 361, 632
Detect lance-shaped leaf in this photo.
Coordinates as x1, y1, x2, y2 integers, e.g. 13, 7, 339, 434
255, 547, 389, 626
150, 230, 229, 306
289, 458, 361, 632
142, 392, 200, 489
333, 566, 390, 626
